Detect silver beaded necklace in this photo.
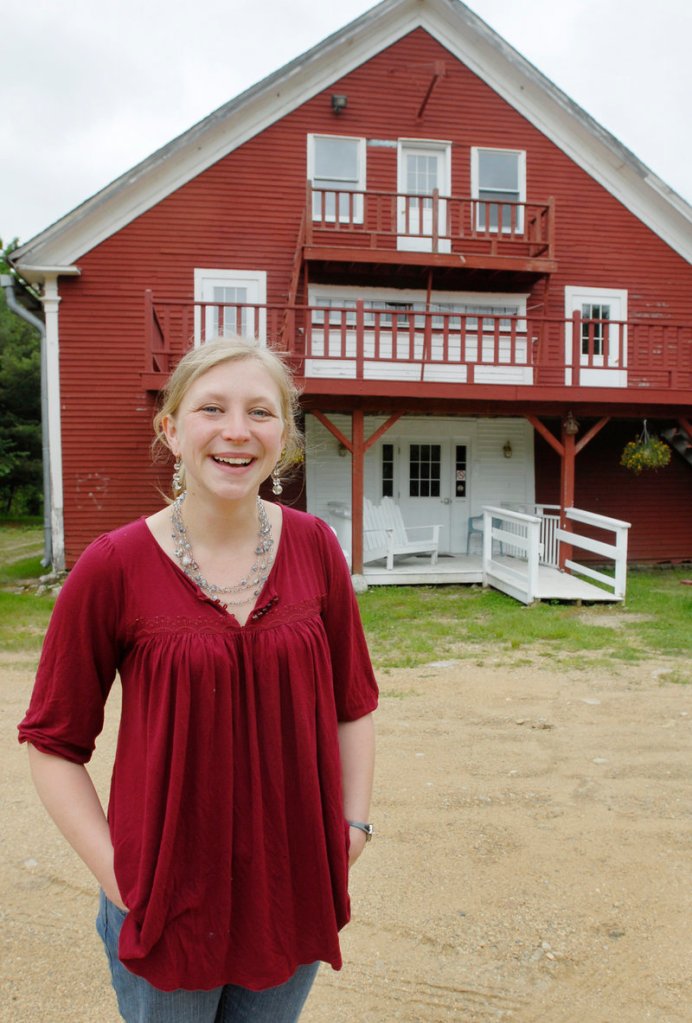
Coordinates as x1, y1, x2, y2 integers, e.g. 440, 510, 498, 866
171, 492, 274, 608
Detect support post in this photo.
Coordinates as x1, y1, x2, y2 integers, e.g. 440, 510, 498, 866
559, 413, 578, 570
571, 309, 582, 387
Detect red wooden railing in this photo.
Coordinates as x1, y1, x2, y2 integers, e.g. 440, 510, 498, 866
305, 184, 555, 260
142, 293, 692, 394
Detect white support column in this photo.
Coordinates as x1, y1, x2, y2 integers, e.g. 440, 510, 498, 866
525, 517, 540, 604
42, 276, 65, 572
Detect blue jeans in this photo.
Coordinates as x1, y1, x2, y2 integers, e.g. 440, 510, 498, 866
96, 892, 319, 1023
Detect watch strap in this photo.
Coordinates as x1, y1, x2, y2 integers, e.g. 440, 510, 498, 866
347, 820, 374, 841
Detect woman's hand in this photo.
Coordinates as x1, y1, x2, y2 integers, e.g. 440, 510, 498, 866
101, 874, 129, 912
338, 714, 375, 869
347, 824, 368, 867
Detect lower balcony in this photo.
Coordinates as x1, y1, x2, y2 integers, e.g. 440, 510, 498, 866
142, 292, 692, 406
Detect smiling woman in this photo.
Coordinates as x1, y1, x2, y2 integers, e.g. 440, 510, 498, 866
18, 337, 378, 1023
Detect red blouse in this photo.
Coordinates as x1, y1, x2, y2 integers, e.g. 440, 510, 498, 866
18, 507, 378, 992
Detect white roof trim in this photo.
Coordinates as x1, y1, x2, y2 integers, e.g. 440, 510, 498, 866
13, 0, 692, 272
18, 265, 81, 285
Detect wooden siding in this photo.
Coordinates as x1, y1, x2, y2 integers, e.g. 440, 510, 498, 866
55, 27, 692, 563
535, 420, 692, 562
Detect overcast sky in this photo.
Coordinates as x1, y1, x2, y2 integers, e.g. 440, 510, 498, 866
2, 0, 690, 247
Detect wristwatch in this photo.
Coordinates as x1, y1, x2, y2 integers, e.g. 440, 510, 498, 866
347, 820, 374, 841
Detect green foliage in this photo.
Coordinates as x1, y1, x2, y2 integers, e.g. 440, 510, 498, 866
0, 270, 43, 515
620, 422, 672, 474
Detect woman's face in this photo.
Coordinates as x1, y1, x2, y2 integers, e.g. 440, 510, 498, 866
163, 357, 286, 507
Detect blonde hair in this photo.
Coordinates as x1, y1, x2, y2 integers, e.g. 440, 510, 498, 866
153, 338, 303, 493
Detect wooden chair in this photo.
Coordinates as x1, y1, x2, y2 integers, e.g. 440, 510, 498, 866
363, 497, 441, 570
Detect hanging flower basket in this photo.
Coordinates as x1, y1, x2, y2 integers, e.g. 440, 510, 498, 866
620, 423, 671, 475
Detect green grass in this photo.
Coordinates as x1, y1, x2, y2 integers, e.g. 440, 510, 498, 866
0, 523, 44, 576
358, 568, 692, 670
0, 592, 55, 651
0, 553, 44, 584
0, 525, 689, 673
0, 525, 55, 651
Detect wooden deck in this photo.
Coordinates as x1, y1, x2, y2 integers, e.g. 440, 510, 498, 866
362, 553, 621, 602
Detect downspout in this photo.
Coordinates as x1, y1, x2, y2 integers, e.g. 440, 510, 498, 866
0, 274, 52, 567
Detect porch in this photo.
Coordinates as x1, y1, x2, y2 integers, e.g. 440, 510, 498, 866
361, 505, 631, 604
362, 553, 620, 602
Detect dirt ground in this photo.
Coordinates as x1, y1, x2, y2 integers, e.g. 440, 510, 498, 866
2, 647, 690, 1023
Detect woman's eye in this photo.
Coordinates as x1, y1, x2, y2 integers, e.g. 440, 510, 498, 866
201, 405, 222, 414
250, 408, 272, 418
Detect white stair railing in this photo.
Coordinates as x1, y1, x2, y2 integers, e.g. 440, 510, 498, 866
535, 504, 560, 567
557, 508, 631, 599
482, 506, 542, 604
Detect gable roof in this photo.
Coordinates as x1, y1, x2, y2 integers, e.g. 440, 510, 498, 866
13, 0, 692, 273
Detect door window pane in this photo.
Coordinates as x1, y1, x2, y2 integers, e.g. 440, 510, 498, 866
455, 445, 467, 498
409, 444, 441, 498
406, 154, 438, 198
212, 286, 249, 337
382, 444, 394, 498
581, 303, 610, 356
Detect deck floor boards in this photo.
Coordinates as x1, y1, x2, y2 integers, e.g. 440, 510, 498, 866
362, 554, 619, 602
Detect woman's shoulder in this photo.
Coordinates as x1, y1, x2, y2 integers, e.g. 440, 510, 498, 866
72, 517, 153, 575
280, 506, 338, 545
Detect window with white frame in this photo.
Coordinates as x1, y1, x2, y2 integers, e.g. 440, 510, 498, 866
193, 269, 267, 345
308, 134, 365, 222
309, 289, 525, 332
471, 148, 526, 232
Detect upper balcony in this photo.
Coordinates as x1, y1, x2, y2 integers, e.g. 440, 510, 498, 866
304, 184, 557, 276
142, 292, 692, 410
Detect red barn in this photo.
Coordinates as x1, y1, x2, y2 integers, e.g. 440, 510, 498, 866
9, 0, 692, 591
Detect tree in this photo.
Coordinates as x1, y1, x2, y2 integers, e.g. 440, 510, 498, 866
0, 237, 43, 516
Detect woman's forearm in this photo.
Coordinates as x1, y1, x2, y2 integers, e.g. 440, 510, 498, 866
27, 745, 126, 909
338, 713, 375, 865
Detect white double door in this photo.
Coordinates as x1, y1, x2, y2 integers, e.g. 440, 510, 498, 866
391, 438, 469, 553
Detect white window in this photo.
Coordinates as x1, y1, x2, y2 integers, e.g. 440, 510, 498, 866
471, 148, 526, 232
308, 134, 365, 222
193, 269, 267, 345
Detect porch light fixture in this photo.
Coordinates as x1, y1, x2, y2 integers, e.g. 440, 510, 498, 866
563, 411, 580, 436
331, 94, 348, 114
503, 440, 513, 459
338, 442, 349, 457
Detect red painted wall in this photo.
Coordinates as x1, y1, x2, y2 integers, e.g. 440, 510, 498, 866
535, 421, 692, 562
54, 28, 692, 563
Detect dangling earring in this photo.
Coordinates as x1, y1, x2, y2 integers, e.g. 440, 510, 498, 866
172, 456, 184, 496
271, 465, 283, 496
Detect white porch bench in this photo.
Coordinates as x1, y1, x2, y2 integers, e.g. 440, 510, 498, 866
363, 497, 441, 570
